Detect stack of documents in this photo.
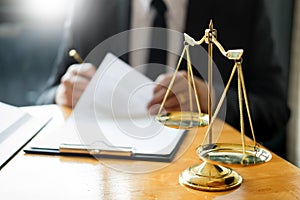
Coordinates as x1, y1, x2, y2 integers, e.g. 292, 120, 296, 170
0, 102, 51, 168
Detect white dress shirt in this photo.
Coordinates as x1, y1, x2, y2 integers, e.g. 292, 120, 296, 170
129, 0, 188, 74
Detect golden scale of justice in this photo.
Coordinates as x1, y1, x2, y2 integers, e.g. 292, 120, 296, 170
156, 20, 272, 191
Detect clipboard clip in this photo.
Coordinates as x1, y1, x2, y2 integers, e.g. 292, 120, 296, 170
59, 143, 134, 157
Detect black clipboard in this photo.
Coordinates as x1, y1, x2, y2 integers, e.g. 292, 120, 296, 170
24, 130, 187, 162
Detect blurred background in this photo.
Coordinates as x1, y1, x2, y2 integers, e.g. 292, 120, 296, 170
0, 0, 72, 105
0, 0, 298, 165
0, 0, 294, 106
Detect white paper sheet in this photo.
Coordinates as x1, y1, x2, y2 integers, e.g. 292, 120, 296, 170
68, 53, 186, 156
0, 102, 29, 134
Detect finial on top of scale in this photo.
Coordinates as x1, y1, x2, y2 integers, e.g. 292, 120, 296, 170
209, 19, 213, 31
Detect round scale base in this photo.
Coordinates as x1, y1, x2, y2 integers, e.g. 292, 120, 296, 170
156, 112, 209, 129
179, 162, 242, 191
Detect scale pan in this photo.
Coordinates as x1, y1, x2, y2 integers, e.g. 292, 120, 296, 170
156, 111, 208, 129
197, 143, 272, 167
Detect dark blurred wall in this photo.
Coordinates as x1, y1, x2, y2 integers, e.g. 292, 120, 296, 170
0, 0, 68, 106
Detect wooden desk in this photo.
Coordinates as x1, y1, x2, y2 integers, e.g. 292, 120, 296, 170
0, 105, 299, 199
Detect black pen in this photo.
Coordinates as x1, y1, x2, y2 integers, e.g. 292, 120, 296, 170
69, 49, 83, 63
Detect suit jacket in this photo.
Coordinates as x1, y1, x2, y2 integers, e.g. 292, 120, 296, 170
36, 0, 290, 145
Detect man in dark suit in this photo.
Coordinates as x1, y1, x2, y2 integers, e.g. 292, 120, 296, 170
37, 0, 290, 156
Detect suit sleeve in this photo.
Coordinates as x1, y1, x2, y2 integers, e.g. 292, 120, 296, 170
225, 1, 290, 143
35, 4, 77, 105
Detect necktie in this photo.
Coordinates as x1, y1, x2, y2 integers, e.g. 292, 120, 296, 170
147, 0, 168, 80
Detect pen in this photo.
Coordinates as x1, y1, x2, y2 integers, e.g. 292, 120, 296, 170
69, 49, 83, 63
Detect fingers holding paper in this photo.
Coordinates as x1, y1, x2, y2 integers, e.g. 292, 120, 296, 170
55, 63, 96, 108
147, 71, 188, 113
147, 70, 214, 115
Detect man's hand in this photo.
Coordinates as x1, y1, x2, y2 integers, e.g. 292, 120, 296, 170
147, 70, 214, 114
55, 63, 96, 108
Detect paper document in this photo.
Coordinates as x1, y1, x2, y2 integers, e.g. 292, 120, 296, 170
0, 102, 51, 168
25, 53, 186, 162
0, 102, 31, 141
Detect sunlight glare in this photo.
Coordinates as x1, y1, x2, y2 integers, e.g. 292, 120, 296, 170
22, 0, 70, 22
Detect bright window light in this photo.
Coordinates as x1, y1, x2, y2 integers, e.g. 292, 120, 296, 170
21, 0, 72, 23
